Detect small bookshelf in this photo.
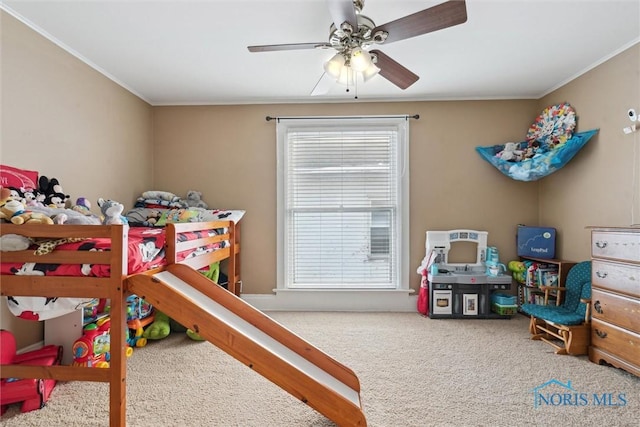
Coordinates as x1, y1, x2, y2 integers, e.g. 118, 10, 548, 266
516, 257, 576, 310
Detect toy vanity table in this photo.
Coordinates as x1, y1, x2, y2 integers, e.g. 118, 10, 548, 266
421, 230, 513, 319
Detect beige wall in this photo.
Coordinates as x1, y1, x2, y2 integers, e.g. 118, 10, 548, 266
0, 12, 154, 348
2, 10, 638, 347
153, 101, 540, 295
538, 44, 640, 262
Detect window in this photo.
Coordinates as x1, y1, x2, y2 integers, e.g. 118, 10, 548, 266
276, 116, 409, 290
370, 209, 390, 258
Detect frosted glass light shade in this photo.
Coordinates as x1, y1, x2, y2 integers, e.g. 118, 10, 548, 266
336, 66, 354, 85
350, 47, 372, 72
362, 63, 380, 82
324, 53, 345, 79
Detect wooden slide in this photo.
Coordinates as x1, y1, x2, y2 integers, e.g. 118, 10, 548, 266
126, 264, 367, 426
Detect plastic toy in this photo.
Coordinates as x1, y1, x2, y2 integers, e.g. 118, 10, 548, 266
126, 295, 154, 349
1, 329, 62, 414
72, 317, 112, 368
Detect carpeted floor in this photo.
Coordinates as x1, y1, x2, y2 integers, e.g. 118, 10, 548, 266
2, 312, 639, 426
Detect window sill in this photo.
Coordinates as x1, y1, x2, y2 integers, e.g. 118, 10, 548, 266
242, 288, 417, 312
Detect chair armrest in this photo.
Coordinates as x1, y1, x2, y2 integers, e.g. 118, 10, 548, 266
582, 298, 592, 322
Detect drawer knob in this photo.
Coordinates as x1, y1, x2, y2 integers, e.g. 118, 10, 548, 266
596, 271, 608, 279
594, 300, 603, 314
595, 329, 608, 339
595, 241, 608, 249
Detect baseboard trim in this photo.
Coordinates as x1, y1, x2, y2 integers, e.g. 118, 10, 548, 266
242, 290, 418, 312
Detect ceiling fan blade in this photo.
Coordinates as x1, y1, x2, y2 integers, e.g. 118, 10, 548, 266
370, 50, 419, 90
248, 42, 331, 53
310, 72, 334, 96
326, 0, 358, 33
373, 0, 467, 45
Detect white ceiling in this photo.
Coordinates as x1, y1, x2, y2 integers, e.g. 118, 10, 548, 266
2, 0, 639, 106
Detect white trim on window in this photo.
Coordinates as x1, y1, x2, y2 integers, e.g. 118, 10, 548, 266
276, 116, 410, 297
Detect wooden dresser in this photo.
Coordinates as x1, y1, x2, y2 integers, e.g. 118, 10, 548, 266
589, 227, 640, 377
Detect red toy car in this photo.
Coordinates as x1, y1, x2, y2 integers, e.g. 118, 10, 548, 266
0, 329, 63, 414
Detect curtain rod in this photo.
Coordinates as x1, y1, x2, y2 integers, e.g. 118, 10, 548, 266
265, 114, 419, 122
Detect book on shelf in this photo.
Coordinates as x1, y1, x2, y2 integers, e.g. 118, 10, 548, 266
536, 267, 559, 288
522, 286, 556, 306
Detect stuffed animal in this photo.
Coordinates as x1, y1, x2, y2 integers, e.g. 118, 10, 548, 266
33, 207, 102, 225
142, 310, 204, 341
0, 233, 32, 251
184, 190, 208, 209
71, 197, 93, 215
0, 186, 12, 206
97, 198, 126, 225
7, 187, 24, 204
497, 142, 523, 162
38, 176, 70, 208
22, 188, 44, 207
0, 199, 54, 225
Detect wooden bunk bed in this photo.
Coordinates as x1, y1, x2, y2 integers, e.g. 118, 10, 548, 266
0, 219, 240, 426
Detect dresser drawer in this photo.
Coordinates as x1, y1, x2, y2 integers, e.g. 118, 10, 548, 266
591, 260, 640, 298
591, 318, 640, 366
592, 231, 640, 262
591, 289, 640, 331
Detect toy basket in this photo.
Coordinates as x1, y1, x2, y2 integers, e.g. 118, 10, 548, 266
491, 303, 518, 316
491, 293, 516, 306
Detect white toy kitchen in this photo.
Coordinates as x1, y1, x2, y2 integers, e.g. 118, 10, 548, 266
419, 229, 513, 319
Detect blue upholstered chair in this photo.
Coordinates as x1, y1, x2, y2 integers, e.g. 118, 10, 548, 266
520, 261, 592, 355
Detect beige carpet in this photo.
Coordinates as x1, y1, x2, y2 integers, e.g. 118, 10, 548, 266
2, 312, 639, 426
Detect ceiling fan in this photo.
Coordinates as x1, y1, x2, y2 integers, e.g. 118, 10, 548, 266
247, 0, 468, 95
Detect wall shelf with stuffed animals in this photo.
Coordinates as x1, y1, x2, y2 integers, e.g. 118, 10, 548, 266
476, 103, 599, 181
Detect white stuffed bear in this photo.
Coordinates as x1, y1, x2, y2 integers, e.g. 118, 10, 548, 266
497, 142, 523, 162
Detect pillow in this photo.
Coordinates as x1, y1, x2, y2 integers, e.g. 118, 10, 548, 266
0, 164, 39, 189
141, 190, 179, 201
134, 197, 185, 209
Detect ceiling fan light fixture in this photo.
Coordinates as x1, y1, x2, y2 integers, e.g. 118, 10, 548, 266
361, 62, 380, 82
336, 65, 355, 86
324, 53, 346, 79
372, 30, 388, 44
340, 21, 354, 36
350, 47, 372, 72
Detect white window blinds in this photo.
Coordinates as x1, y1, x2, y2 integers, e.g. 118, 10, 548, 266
277, 117, 408, 289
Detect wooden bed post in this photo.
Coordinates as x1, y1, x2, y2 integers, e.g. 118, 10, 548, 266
228, 222, 237, 295
109, 225, 127, 427
234, 222, 241, 295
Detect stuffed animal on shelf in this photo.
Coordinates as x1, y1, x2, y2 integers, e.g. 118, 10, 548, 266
184, 190, 208, 209
0, 199, 54, 225
97, 198, 127, 225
